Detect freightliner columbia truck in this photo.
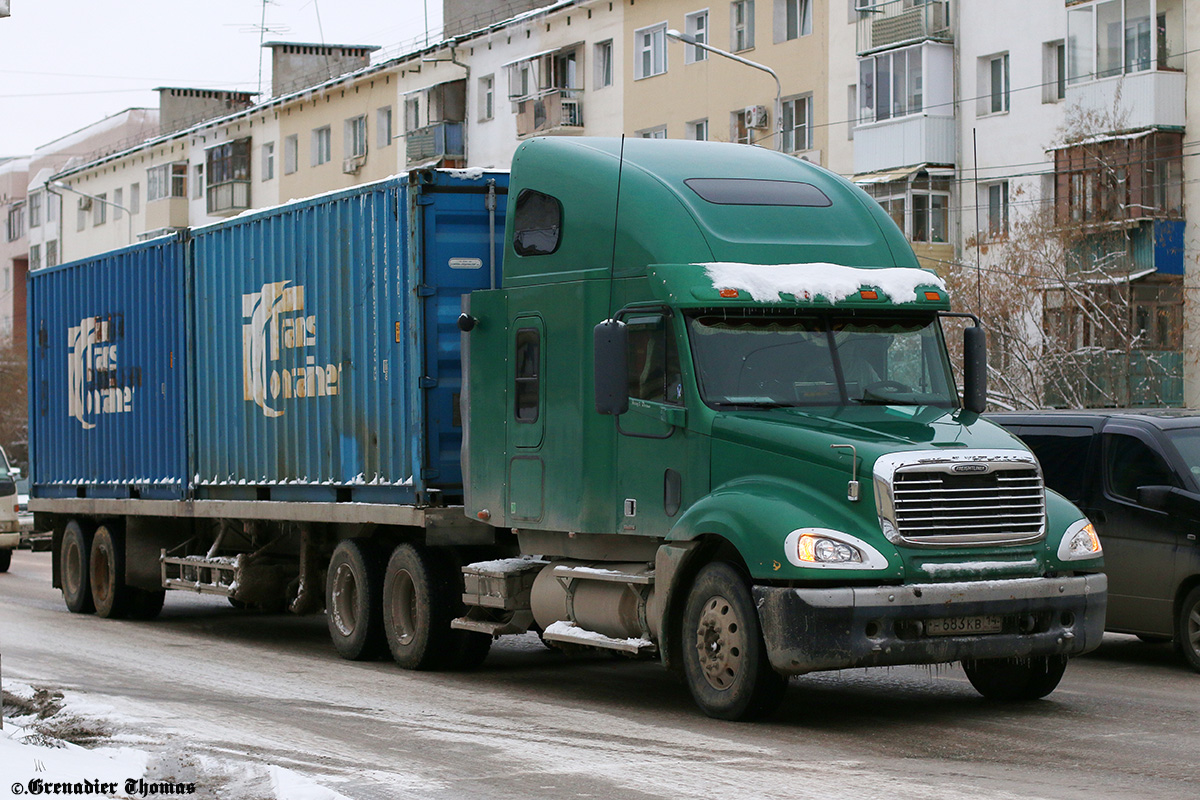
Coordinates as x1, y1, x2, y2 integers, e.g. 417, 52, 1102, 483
28, 138, 1107, 720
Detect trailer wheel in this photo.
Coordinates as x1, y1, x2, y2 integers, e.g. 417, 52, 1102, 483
0, 548, 10, 572
325, 539, 386, 660
90, 524, 134, 619
1175, 586, 1200, 673
61, 520, 95, 614
681, 562, 787, 721
382, 543, 462, 670
962, 656, 1068, 701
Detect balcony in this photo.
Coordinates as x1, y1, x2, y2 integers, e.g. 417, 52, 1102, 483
406, 121, 465, 166
853, 114, 955, 175
1065, 70, 1186, 131
516, 90, 584, 138
206, 181, 250, 217
857, 0, 951, 56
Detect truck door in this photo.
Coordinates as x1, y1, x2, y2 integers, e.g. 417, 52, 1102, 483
614, 310, 703, 538
1099, 426, 1188, 635
506, 316, 545, 524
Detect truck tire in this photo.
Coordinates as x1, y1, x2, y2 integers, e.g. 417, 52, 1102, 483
129, 589, 166, 620
1175, 586, 1200, 673
90, 524, 134, 619
681, 562, 787, 721
61, 520, 95, 614
382, 543, 463, 670
962, 656, 1068, 701
325, 539, 386, 660
0, 548, 10, 572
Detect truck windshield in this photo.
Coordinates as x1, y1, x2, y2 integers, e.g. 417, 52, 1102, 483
686, 312, 957, 408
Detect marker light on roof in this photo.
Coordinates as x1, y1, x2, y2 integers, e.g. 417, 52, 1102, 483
718, 288, 740, 298
859, 290, 878, 300
925, 291, 941, 301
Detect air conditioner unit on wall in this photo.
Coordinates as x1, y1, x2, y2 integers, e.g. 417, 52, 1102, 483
77, 197, 92, 211
343, 155, 365, 174
745, 105, 769, 129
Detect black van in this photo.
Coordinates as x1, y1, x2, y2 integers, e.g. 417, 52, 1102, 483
988, 410, 1200, 672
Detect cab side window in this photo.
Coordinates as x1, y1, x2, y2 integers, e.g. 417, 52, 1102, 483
1105, 433, 1179, 503
626, 314, 682, 405
512, 189, 562, 256
514, 327, 540, 422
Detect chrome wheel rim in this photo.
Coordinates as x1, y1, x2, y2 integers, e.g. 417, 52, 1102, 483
695, 594, 746, 691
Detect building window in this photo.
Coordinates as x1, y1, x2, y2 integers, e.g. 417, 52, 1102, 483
312, 126, 332, 166
1044, 40, 1066, 103
731, 0, 755, 51
147, 163, 187, 201
779, 0, 812, 41
689, 119, 709, 141
194, 164, 204, 200
983, 53, 1010, 114
29, 243, 40, 271
1067, 0, 1163, 84
404, 97, 420, 132
1055, 131, 1183, 224
262, 142, 275, 181
635, 23, 667, 79
987, 182, 1009, 239
639, 126, 668, 139
130, 184, 140, 214
377, 107, 393, 147
93, 193, 107, 226
685, 10, 708, 63
206, 137, 251, 214
46, 239, 58, 268
28, 192, 41, 228
858, 45, 923, 123
47, 192, 59, 223
478, 76, 494, 121
284, 135, 299, 175
731, 109, 752, 144
781, 95, 812, 152
113, 187, 123, 220
595, 40, 614, 88
345, 115, 367, 158
861, 172, 951, 244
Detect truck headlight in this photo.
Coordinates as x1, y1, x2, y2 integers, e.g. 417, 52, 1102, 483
1058, 519, 1102, 561
784, 528, 891, 570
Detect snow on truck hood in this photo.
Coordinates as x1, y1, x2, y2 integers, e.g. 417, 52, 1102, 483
702, 262, 946, 304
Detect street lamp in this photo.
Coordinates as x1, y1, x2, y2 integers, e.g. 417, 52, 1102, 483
48, 180, 134, 247
664, 29, 783, 151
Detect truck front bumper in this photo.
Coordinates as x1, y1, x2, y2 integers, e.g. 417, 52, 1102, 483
753, 574, 1107, 676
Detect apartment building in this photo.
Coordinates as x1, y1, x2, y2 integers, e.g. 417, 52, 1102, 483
0, 157, 30, 345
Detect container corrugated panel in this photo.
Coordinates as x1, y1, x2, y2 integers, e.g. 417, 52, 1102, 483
27, 235, 189, 499
190, 171, 506, 503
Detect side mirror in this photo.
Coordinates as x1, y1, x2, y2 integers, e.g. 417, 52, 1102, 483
962, 325, 987, 414
594, 319, 629, 415
1137, 485, 1200, 520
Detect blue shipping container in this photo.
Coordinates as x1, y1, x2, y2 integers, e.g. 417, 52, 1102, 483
28, 235, 190, 499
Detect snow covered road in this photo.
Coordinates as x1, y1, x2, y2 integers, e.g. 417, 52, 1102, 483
1, 549, 1197, 799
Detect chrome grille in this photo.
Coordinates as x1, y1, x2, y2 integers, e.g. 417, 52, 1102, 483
879, 457, 1046, 547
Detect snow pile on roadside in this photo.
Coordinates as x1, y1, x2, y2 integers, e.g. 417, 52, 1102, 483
2, 681, 351, 800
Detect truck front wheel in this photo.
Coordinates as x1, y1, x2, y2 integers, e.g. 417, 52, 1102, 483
325, 539, 386, 660
681, 562, 787, 721
962, 656, 1068, 701
1176, 586, 1200, 673
90, 524, 134, 619
61, 520, 95, 614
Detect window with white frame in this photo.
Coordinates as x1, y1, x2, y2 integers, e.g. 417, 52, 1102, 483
147, 163, 187, 201
781, 95, 812, 152
345, 115, 367, 158
986, 181, 1009, 238
28, 191, 41, 228
731, 1, 755, 51
94, 193, 107, 226
194, 164, 204, 200
980, 52, 1010, 114
206, 138, 251, 214
689, 119, 709, 140
1044, 40, 1066, 103
312, 126, 332, 166
29, 243, 40, 271
595, 40, 614, 88
262, 142, 275, 181
284, 135, 299, 175
1067, 0, 1166, 85
858, 45, 924, 124
778, 0, 812, 41
47, 192, 59, 222
113, 187, 123, 220
861, 172, 951, 244
377, 107, 393, 146
46, 239, 58, 268
685, 10, 708, 63
635, 23, 667, 79
731, 109, 752, 144
405, 96, 421, 131
639, 126, 668, 139
478, 76, 494, 121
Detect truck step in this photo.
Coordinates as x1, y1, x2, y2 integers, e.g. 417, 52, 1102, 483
551, 565, 654, 585
540, 620, 656, 655
451, 607, 535, 637
161, 553, 238, 596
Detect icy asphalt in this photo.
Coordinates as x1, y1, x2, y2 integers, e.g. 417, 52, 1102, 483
1, 548, 1197, 800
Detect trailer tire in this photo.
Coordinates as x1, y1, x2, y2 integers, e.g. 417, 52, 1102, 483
129, 589, 166, 621
1175, 586, 1200, 673
962, 656, 1068, 701
681, 562, 787, 721
61, 520, 95, 614
325, 539, 386, 660
90, 524, 134, 619
382, 543, 462, 670
0, 548, 10, 572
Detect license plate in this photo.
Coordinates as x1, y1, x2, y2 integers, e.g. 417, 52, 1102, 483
925, 614, 1003, 636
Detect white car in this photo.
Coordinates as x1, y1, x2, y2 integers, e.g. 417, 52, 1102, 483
0, 446, 19, 572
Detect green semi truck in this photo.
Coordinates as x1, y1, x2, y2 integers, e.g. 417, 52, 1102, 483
30, 137, 1107, 721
